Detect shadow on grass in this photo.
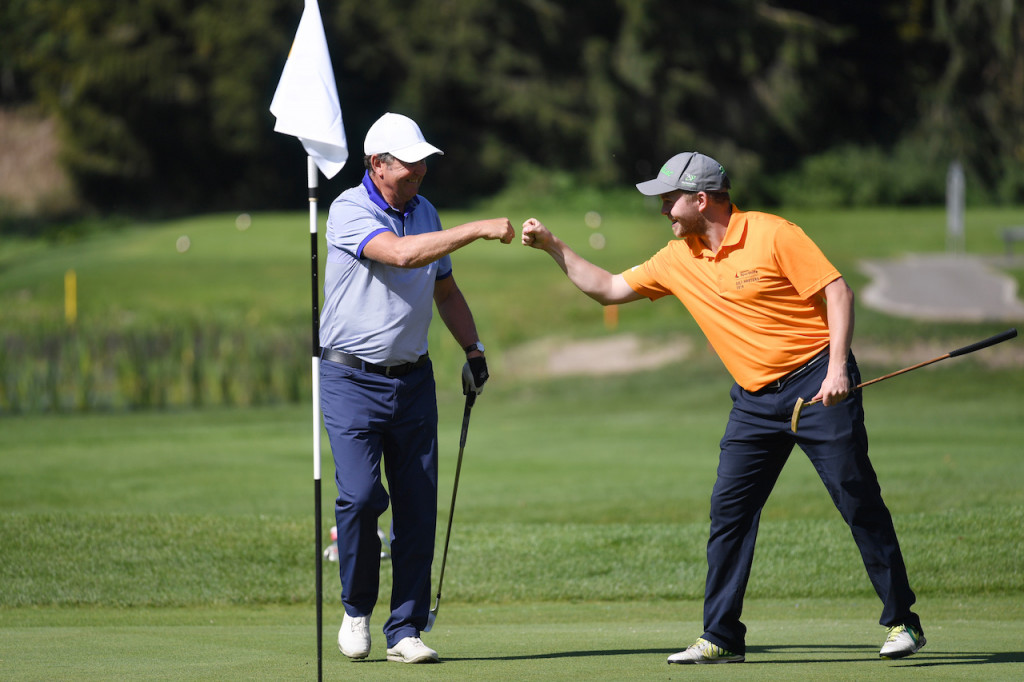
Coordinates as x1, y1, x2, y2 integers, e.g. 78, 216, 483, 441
444, 645, 1024, 666
753, 644, 1024, 666
879, 652, 1024, 667
342, 649, 672, 665
446, 648, 671, 662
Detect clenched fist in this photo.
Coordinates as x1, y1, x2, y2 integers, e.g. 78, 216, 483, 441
521, 218, 552, 249
480, 217, 515, 244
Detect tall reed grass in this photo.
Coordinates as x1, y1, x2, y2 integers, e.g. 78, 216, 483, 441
0, 319, 306, 413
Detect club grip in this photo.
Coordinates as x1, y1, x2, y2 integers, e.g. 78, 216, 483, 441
948, 328, 1017, 358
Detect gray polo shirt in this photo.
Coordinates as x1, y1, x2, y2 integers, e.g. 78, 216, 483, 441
319, 172, 453, 365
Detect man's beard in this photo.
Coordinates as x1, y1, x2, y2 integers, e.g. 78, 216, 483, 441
673, 213, 708, 239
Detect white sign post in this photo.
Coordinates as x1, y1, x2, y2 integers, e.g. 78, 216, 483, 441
946, 160, 965, 255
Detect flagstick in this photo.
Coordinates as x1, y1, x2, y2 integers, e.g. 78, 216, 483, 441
308, 155, 324, 682
270, 3, 345, 675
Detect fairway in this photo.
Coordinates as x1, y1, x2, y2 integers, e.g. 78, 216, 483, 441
2, 205, 1023, 679
2, 370, 1022, 679
3, 600, 1022, 680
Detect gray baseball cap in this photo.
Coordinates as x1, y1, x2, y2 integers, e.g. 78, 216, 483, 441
635, 152, 730, 196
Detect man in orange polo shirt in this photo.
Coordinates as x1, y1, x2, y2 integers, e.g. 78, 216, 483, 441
521, 152, 925, 664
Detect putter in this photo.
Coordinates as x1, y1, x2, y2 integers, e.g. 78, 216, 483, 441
424, 390, 476, 632
791, 328, 1017, 433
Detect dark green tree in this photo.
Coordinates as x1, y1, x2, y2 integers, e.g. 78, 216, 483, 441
3, 0, 299, 213
923, 0, 1024, 201
3, 0, 1021, 213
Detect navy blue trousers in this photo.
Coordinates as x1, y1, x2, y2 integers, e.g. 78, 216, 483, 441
320, 358, 438, 647
702, 352, 921, 654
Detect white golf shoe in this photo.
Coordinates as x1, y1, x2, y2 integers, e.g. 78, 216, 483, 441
879, 624, 926, 659
386, 636, 439, 663
667, 637, 744, 664
338, 614, 371, 659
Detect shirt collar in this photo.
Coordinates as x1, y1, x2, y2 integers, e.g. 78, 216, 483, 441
362, 171, 420, 215
684, 205, 745, 258
721, 205, 745, 250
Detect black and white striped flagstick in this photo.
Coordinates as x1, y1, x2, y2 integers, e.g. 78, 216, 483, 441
307, 155, 324, 682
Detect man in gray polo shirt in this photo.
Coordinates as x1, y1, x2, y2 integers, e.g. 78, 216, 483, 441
321, 112, 514, 664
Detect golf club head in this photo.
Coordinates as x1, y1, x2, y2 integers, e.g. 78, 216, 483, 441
423, 607, 437, 632
790, 397, 806, 433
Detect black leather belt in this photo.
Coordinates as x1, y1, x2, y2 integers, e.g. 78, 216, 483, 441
321, 349, 429, 377
754, 349, 829, 394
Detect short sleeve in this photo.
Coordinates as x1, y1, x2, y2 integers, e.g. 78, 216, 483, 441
773, 222, 841, 299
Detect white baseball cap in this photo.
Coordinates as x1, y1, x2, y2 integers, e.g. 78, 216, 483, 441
363, 112, 444, 163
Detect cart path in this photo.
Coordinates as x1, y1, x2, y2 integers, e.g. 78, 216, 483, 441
859, 253, 1024, 322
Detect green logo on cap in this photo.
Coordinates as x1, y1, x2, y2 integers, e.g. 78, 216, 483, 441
660, 165, 673, 177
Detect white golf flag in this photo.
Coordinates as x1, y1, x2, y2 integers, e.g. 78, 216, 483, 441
270, 0, 348, 179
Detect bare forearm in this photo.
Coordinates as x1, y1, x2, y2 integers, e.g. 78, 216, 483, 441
365, 218, 514, 268
436, 283, 479, 349
825, 278, 855, 364
539, 235, 640, 305
384, 221, 498, 268
815, 277, 855, 406
542, 236, 599, 297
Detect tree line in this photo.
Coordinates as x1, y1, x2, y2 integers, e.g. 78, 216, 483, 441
2, 0, 1021, 219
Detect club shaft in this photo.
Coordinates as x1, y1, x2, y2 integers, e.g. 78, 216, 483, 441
434, 393, 475, 608
845, 354, 947, 393
805, 328, 1017, 408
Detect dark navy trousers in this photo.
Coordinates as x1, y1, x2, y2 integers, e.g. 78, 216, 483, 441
702, 351, 921, 655
320, 358, 438, 647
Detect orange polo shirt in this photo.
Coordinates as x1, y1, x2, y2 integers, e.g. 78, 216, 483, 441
621, 207, 840, 391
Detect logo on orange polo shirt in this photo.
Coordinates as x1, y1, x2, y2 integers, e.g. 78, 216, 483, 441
735, 269, 761, 290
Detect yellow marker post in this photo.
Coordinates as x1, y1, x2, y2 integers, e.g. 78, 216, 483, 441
603, 304, 619, 330
65, 269, 77, 326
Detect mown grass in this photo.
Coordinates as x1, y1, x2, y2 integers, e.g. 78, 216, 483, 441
4, 600, 1020, 681
1, 200, 1023, 679
2, 363, 1021, 609
2, 372, 1023, 679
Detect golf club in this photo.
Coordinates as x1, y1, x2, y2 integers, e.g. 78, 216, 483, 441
790, 328, 1017, 433
424, 390, 476, 632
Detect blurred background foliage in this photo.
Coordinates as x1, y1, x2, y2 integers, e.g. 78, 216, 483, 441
1, 0, 1023, 225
